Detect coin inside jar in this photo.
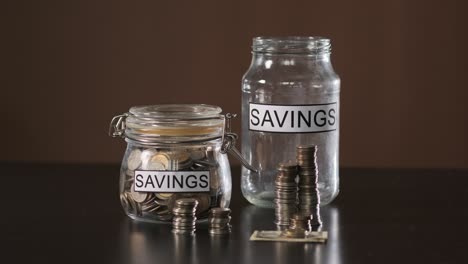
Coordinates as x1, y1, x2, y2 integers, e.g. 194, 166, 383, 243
120, 193, 131, 212
127, 149, 142, 170
141, 149, 157, 169
152, 193, 170, 208
190, 148, 206, 160
170, 150, 193, 170
156, 193, 173, 199
142, 202, 160, 212
148, 153, 170, 170
129, 184, 148, 203
123, 192, 142, 216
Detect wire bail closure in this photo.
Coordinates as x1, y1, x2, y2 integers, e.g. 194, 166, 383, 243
221, 113, 258, 173
108, 113, 128, 138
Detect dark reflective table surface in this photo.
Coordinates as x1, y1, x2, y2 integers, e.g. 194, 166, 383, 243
1, 163, 467, 263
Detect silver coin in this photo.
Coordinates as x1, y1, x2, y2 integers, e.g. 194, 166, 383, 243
172, 209, 197, 216
120, 193, 130, 212
129, 184, 148, 203
172, 229, 195, 235
296, 144, 317, 150
275, 181, 297, 190
210, 207, 231, 216
173, 217, 197, 223
154, 193, 173, 206
209, 228, 231, 235
209, 219, 231, 226
283, 229, 306, 238
172, 223, 196, 228
190, 148, 206, 160
172, 228, 196, 232
140, 149, 157, 169
125, 169, 135, 179
125, 192, 142, 216
147, 153, 170, 170
141, 199, 159, 211
169, 150, 192, 170
127, 149, 142, 171
277, 164, 298, 173
175, 198, 199, 206
156, 193, 173, 199
209, 224, 232, 230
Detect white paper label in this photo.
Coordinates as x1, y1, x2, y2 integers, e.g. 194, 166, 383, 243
134, 170, 210, 192
249, 102, 338, 133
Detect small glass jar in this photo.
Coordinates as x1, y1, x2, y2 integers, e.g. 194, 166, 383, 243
241, 36, 341, 208
109, 104, 231, 223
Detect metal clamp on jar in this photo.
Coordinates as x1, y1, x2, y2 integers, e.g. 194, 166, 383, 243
109, 104, 256, 223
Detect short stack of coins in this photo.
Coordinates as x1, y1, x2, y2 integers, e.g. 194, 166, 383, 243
274, 162, 299, 227
209, 208, 232, 235
283, 213, 311, 238
172, 198, 198, 235
296, 145, 322, 227
289, 213, 311, 231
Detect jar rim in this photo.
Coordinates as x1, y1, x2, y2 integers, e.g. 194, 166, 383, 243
129, 104, 222, 120
252, 36, 331, 55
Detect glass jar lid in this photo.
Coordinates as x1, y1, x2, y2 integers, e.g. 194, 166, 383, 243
111, 104, 225, 144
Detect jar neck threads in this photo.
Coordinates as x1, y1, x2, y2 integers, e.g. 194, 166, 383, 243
252, 36, 331, 56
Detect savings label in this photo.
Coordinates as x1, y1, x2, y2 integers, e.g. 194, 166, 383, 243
134, 171, 210, 192
249, 102, 338, 133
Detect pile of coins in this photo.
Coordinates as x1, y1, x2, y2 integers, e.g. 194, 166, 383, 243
120, 185, 162, 218
296, 145, 322, 226
209, 208, 232, 235
274, 162, 298, 227
119, 146, 227, 221
283, 213, 312, 238
172, 198, 199, 235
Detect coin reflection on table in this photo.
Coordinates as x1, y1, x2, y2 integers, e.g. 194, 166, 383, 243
240, 204, 342, 264
172, 230, 197, 264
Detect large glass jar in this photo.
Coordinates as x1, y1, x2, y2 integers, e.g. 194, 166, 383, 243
241, 37, 341, 208
109, 104, 231, 223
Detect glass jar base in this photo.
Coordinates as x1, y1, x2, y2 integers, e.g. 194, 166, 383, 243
242, 189, 339, 208
126, 213, 209, 224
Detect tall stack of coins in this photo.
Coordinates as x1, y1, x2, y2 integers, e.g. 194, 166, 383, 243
274, 162, 298, 227
172, 198, 198, 235
209, 208, 232, 235
296, 145, 322, 226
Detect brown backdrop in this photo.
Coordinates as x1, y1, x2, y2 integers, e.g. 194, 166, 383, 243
1, 0, 467, 168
